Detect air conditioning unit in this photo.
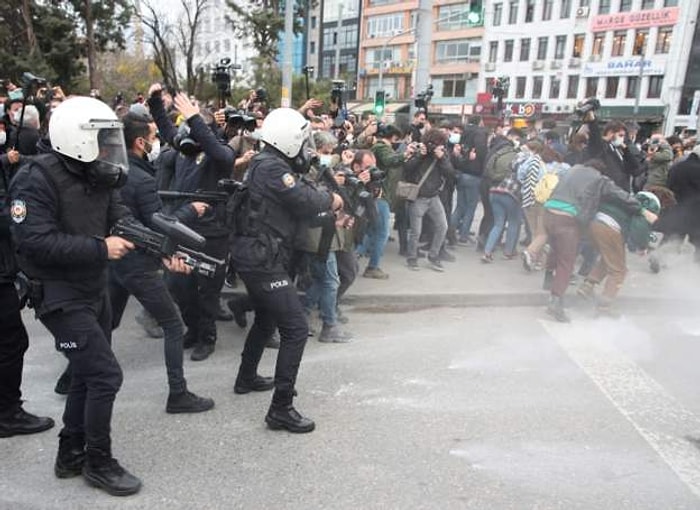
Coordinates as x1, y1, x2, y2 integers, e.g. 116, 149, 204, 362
550, 60, 563, 70
542, 104, 552, 113
576, 6, 590, 18
532, 60, 545, 70
569, 58, 581, 68
485, 62, 496, 72
588, 54, 602, 62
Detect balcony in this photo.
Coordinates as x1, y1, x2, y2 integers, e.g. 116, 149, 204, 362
362, 61, 415, 75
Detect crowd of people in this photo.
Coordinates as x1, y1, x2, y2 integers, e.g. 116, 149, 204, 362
1, 79, 700, 497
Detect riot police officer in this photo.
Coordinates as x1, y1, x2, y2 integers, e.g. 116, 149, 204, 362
230, 107, 343, 433
9, 97, 147, 496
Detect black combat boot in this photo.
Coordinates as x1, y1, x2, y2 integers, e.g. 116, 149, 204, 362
0, 404, 54, 438
191, 329, 216, 361
215, 299, 234, 321
54, 430, 85, 478
226, 295, 248, 329
54, 369, 72, 395
166, 389, 215, 414
83, 448, 142, 497
265, 391, 315, 433
234, 374, 275, 394
546, 295, 571, 323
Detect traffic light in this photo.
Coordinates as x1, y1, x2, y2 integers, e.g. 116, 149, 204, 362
374, 90, 385, 115
467, 1, 483, 26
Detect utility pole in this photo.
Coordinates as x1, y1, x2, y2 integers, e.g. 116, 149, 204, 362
335, 2, 344, 80
411, 0, 433, 118
281, 0, 294, 108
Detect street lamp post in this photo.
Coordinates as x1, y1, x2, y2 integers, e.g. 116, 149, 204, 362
377, 27, 416, 95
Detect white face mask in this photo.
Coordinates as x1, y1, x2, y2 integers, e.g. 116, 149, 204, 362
512, 139, 520, 149
448, 133, 461, 145
319, 154, 333, 168
146, 139, 161, 162
612, 136, 625, 147
0, 131, 6, 146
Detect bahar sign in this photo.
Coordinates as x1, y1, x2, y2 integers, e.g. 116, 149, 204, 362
582, 57, 666, 78
591, 6, 679, 31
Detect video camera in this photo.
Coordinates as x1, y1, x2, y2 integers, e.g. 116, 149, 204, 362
414, 84, 434, 111
574, 97, 600, 118
223, 107, 257, 132
330, 80, 348, 127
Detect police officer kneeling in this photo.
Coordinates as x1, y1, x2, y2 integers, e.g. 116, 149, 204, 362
9, 97, 187, 496
230, 108, 343, 433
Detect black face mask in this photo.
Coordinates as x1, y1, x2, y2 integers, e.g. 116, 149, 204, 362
86, 160, 129, 189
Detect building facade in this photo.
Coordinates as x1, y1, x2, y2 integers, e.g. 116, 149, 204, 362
479, 0, 698, 133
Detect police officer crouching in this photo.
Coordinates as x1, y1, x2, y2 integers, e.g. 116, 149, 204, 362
230, 108, 343, 433
8, 97, 187, 496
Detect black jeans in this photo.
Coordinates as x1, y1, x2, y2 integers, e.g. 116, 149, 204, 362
238, 270, 308, 405
167, 236, 228, 345
40, 294, 122, 453
335, 250, 357, 301
109, 265, 186, 393
477, 178, 494, 246
0, 282, 29, 413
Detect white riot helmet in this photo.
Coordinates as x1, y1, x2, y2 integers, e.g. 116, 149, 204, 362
49, 96, 129, 187
259, 108, 311, 159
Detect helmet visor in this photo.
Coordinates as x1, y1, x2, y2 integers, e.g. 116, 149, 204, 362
96, 127, 128, 173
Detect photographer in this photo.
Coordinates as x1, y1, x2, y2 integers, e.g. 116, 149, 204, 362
583, 112, 643, 192
643, 134, 674, 189
403, 129, 455, 272
227, 112, 263, 181
147, 83, 236, 362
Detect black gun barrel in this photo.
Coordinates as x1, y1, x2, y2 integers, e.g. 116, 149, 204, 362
151, 212, 205, 249
158, 190, 230, 202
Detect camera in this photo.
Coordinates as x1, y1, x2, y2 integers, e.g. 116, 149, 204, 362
253, 88, 267, 104
414, 84, 434, 110
574, 97, 601, 118
223, 107, 256, 132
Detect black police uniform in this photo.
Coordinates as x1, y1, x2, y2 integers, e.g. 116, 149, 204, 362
231, 148, 332, 431
0, 158, 54, 436
9, 151, 138, 490
148, 95, 235, 357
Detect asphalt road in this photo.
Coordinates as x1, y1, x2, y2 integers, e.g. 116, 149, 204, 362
2, 301, 700, 510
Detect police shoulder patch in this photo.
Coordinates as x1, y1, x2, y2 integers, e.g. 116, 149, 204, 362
10, 199, 27, 224
196, 152, 206, 165
281, 173, 296, 188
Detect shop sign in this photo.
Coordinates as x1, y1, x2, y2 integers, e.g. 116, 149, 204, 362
591, 6, 679, 32
582, 57, 666, 77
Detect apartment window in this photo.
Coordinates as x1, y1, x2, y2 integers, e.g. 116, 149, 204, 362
592, 32, 605, 56
516, 77, 526, 98
543, 0, 553, 20
532, 76, 543, 98
493, 3, 503, 26
525, 0, 535, 22
567, 75, 579, 98
599, 0, 611, 13
310, 41, 315, 54
633, 29, 648, 56
489, 41, 498, 63
619, 0, 632, 11
554, 35, 566, 59
579, 0, 590, 5
626, 76, 639, 98
537, 37, 548, 60
509, 2, 519, 24
663, 0, 678, 5
648, 75, 663, 98
437, 3, 472, 31
585, 77, 599, 97
520, 38, 531, 61
656, 26, 672, 53
641, 0, 655, 7
611, 30, 626, 57
438, 75, 467, 98
550, 77, 561, 99
572, 34, 585, 58
311, 16, 317, 29
504, 40, 514, 61
561, 0, 572, 18
365, 47, 398, 68
605, 77, 619, 98
367, 13, 404, 38
435, 39, 481, 63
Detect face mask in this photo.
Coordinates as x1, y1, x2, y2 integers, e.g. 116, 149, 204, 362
12, 111, 22, 125
416, 122, 425, 130
512, 139, 520, 149
612, 136, 624, 147
0, 131, 6, 146
319, 154, 333, 168
448, 133, 461, 145
146, 139, 161, 162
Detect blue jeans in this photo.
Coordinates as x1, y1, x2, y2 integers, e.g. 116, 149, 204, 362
357, 198, 391, 269
451, 173, 481, 240
304, 251, 340, 326
485, 192, 522, 256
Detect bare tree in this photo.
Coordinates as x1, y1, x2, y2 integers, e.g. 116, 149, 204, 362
175, 0, 208, 95
138, 0, 180, 90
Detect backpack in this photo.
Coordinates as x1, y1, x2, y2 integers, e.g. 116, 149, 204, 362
534, 172, 559, 204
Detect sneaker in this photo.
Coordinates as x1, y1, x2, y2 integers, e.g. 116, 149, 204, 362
427, 255, 445, 272
407, 258, 419, 271
439, 250, 456, 262
503, 252, 518, 260
522, 251, 533, 272
336, 308, 349, 324
318, 324, 353, 343
190, 343, 215, 361
546, 296, 571, 323
0, 406, 54, 438
481, 253, 494, 264
363, 267, 389, 279
166, 390, 215, 414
